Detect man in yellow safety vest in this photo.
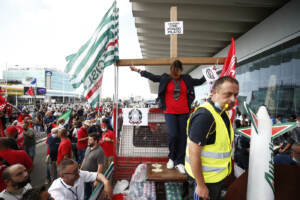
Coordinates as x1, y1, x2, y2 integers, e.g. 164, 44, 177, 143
185, 76, 239, 200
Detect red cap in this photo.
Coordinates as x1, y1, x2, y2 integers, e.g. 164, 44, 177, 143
5, 126, 18, 135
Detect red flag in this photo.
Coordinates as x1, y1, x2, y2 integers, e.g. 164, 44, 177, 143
27, 86, 35, 96
221, 38, 236, 77
221, 38, 237, 123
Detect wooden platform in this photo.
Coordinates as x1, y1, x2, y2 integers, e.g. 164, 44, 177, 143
147, 163, 187, 182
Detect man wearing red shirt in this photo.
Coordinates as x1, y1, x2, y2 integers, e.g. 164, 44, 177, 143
99, 122, 114, 171
0, 138, 33, 192
57, 128, 72, 165
77, 120, 90, 165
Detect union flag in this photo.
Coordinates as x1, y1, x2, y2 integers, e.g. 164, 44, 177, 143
221, 38, 237, 123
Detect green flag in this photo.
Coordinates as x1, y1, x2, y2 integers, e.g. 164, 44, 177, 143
57, 109, 72, 123
65, 1, 119, 108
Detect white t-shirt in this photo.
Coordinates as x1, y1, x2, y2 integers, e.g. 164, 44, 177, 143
0, 183, 32, 200
48, 170, 97, 200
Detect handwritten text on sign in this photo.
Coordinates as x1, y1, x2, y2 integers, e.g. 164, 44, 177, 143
165, 21, 184, 35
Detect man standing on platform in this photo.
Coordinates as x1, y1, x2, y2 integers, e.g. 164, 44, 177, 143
185, 76, 239, 200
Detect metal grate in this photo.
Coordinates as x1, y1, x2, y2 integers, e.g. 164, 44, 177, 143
118, 112, 169, 157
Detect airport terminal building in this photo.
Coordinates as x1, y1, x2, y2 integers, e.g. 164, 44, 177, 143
2, 67, 82, 105
131, 0, 300, 119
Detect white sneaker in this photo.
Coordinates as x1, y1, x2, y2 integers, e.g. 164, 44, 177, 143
166, 159, 174, 169
175, 164, 186, 174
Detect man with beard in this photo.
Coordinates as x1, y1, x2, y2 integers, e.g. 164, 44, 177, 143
48, 159, 112, 200
0, 138, 33, 192
0, 164, 31, 200
81, 133, 104, 200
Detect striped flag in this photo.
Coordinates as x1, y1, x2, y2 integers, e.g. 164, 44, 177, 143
65, 1, 119, 108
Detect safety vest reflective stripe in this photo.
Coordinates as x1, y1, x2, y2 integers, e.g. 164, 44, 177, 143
186, 143, 231, 159
202, 166, 226, 173
201, 151, 231, 159
185, 157, 226, 173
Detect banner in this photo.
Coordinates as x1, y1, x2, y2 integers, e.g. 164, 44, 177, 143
202, 66, 218, 91
65, 1, 119, 108
123, 108, 149, 126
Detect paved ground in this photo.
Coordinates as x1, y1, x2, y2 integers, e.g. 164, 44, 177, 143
31, 139, 47, 187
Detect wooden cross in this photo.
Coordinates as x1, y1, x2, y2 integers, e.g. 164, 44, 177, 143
116, 6, 226, 66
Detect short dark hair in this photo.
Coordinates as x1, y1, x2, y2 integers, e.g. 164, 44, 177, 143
170, 60, 183, 73
0, 138, 14, 150
75, 121, 82, 128
88, 132, 98, 141
102, 118, 110, 125
58, 159, 77, 175
212, 76, 239, 90
2, 166, 11, 181
22, 185, 47, 200
58, 128, 68, 137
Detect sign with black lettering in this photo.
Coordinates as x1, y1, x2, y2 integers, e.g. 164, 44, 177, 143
165, 21, 183, 35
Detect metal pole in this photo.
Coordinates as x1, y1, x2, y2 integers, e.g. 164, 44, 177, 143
5, 63, 8, 97
114, 64, 119, 135
63, 75, 65, 104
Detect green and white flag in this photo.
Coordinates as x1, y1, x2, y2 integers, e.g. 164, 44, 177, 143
57, 109, 72, 124
65, 1, 119, 108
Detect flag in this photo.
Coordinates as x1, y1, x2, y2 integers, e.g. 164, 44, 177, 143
30, 78, 37, 85
65, 1, 119, 108
57, 109, 72, 124
220, 38, 237, 123
27, 86, 35, 96
221, 38, 236, 77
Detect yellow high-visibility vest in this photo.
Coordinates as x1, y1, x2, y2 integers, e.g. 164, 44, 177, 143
185, 102, 234, 183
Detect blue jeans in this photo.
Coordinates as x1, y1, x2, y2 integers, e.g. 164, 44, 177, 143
78, 148, 86, 165
164, 113, 189, 165
24, 145, 36, 161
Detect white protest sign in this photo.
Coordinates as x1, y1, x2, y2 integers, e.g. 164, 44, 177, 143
123, 108, 149, 126
202, 66, 218, 91
165, 21, 183, 35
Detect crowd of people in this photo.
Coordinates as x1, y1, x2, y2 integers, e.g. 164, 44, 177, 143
0, 62, 299, 200
0, 102, 116, 200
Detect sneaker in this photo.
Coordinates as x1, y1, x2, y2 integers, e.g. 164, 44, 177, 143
166, 159, 174, 169
175, 164, 186, 174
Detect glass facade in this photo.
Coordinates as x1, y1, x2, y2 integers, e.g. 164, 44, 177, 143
49, 70, 74, 91
236, 38, 300, 119
195, 37, 300, 120
3, 69, 46, 87
3, 68, 75, 92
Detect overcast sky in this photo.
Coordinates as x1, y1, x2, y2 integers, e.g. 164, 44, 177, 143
0, 0, 156, 99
